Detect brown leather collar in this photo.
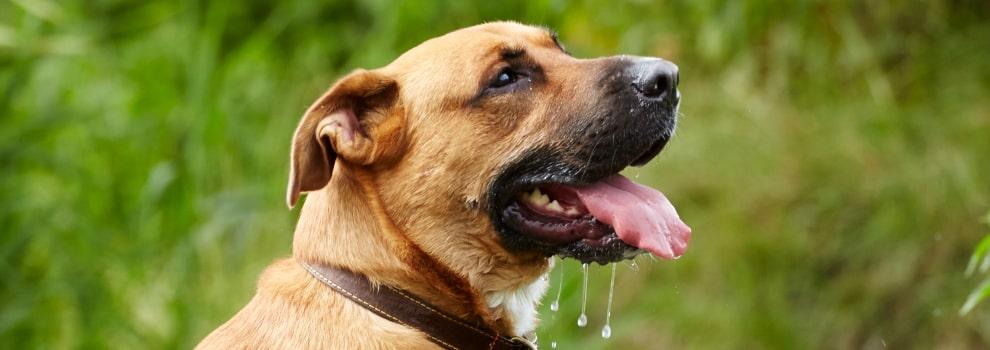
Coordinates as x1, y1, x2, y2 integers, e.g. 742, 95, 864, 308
301, 262, 537, 350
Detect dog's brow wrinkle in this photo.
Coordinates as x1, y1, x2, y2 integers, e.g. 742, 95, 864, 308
500, 46, 525, 59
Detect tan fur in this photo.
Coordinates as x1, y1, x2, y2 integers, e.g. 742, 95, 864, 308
198, 21, 605, 349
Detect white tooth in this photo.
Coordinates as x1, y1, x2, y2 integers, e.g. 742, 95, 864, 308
565, 207, 579, 216
530, 189, 543, 203
547, 200, 564, 212
537, 194, 550, 206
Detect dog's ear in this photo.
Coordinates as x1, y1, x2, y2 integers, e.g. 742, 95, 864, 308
286, 69, 400, 208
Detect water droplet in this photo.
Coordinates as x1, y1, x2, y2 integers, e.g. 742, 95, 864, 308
602, 263, 616, 339
551, 341, 557, 348
578, 263, 589, 327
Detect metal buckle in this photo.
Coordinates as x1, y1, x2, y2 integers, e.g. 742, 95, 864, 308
509, 336, 538, 349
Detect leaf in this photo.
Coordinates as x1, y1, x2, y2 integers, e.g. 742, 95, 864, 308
964, 234, 990, 276
960, 278, 990, 316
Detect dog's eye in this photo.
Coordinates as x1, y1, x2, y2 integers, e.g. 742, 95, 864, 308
490, 68, 521, 89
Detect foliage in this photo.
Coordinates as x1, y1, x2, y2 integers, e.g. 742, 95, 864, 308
961, 212, 990, 315
1, 0, 989, 349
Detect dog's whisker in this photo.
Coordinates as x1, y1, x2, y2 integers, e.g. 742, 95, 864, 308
581, 136, 601, 177
609, 133, 618, 170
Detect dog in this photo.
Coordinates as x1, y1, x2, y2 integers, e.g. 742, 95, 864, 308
197, 21, 690, 349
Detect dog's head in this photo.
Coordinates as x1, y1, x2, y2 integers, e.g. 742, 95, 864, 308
287, 22, 690, 266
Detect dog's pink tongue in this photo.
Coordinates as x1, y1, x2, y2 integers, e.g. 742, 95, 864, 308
572, 175, 691, 259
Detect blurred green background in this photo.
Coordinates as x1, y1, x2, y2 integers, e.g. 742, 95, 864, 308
2, 0, 989, 349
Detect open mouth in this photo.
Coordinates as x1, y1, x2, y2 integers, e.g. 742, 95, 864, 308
500, 173, 691, 264
487, 77, 687, 264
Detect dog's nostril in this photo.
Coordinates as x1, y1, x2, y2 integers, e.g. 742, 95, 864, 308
629, 59, 679, 100
635, 71, 676, 98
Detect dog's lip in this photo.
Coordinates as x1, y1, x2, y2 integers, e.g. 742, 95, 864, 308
501, 200, 611, 244
497, 170, 625, 243
494, 133, 671, 206
630, 137, 668, 166
498, 169, 691, 262
493, 150, 650, 242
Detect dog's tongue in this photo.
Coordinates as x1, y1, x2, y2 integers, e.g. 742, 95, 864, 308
572, 175, 691, 259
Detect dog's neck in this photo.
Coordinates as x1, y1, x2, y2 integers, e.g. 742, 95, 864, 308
292, 166, 549, 336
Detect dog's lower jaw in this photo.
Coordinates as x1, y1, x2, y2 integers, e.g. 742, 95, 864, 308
484, 271, 550, 336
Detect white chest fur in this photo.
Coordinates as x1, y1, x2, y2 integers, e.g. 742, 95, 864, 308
484, 276, 550, 336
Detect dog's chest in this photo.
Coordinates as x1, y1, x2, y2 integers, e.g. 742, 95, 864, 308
484, 277, 549, 336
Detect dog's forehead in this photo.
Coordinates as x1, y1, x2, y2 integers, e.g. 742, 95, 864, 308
379, 22, 563, 112
464, 21, 558, 47
385, 22, 558, 75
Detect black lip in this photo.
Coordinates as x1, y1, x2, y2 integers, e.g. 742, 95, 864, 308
486, 147, 646, 265
630, 137, 668, 166
501, 200, 611, 243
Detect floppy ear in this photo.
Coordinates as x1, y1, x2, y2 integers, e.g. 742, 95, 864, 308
286, 69, 399, 208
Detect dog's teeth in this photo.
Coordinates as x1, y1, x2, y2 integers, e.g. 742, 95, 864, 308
565, 207, 579, 216
533, 190, 549, 206
547, 200, 564, 212
523, 188, 549, 206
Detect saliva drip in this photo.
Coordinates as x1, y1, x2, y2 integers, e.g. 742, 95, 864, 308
626, 258, 639, 271
550, 258, 563, 312
577, 263, 589, 327
601, 263, 617, 339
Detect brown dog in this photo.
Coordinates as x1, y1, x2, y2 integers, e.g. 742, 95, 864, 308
198, 21, 690, 349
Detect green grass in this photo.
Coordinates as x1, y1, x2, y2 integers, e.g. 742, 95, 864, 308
2, 1, 989, 349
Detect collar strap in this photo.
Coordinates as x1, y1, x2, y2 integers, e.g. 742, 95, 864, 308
301, 262, 536, 350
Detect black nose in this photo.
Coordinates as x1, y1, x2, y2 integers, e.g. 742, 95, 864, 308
629, 58, 679, 100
